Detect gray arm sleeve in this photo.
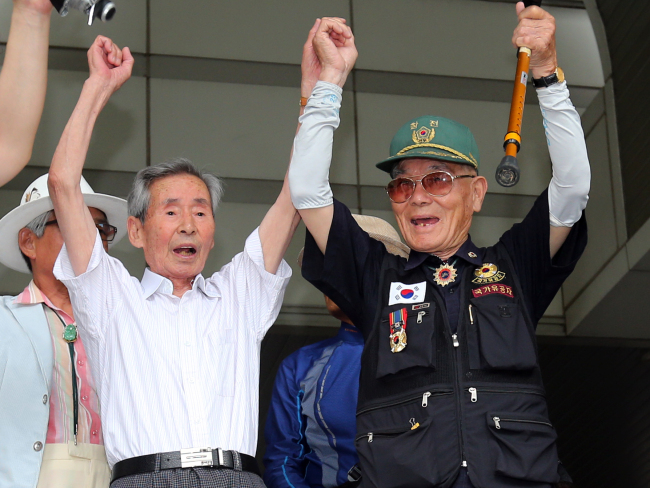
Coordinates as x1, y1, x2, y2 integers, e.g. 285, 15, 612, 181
537, 81, 591, 227
288, 81, 342, 210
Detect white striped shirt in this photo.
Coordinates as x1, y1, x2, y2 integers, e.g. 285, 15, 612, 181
53, 228, 291, 468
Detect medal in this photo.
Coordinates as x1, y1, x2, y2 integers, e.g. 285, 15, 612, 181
472, 263, 506, 284
389, 308, 408, 353
433, 261, 457, 287
63, 323, 78, 343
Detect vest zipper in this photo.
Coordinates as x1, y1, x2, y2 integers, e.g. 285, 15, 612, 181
355, 428, 408, 443
492, 416, 552, 430
452, 270, 472, 473
356, 389, 452, 416
466, 387, 546, 403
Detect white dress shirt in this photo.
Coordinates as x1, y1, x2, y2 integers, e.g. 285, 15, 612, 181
54, 228, 291, 468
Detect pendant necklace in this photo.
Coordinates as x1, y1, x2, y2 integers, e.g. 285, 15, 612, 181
44, 304, 79, 445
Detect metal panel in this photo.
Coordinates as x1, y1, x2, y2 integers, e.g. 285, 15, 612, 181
596, 0, 650, 236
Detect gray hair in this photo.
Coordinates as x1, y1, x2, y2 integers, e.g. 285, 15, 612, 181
20, 210, 53, 272
128, 158, 224, 223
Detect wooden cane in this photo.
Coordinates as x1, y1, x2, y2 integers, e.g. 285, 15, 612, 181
495, 0, 542, 187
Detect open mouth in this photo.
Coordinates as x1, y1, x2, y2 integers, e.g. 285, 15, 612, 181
411, 217, 439, 227
174, 246, 197, 257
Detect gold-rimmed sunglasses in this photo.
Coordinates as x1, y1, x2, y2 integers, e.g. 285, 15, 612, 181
386, 171, 475, 204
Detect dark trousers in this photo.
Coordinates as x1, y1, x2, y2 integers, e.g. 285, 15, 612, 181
451, 468, 475, 488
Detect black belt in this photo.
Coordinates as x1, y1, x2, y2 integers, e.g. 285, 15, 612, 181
111, 448, 260, 483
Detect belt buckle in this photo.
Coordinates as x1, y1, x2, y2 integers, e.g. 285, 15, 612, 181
347, 463, 362, 482
180, 447, 214, 468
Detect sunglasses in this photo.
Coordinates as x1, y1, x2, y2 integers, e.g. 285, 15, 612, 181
385, 171, 476, 204
45, 220, 118, 242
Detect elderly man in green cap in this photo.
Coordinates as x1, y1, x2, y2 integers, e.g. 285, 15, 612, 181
289, 4, 588, 488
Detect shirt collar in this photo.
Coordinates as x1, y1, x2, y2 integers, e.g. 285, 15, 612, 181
14, 280, 45, 305
141, 268, 220, 299
404, 235, 484, 270
14, 280, 73, 320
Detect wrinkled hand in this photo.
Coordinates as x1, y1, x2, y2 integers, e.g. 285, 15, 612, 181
310, 17, 357, 88
13, 0, 52, 17
87, 35, 134, 94
301, 19, 324, 98
512, 2, 557, 78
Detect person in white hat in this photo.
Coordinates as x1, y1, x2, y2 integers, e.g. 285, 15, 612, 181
0, 173, 127, 488
0, 0, 53, 187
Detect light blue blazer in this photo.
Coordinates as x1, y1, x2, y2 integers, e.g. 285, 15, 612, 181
0, 296, 53, 488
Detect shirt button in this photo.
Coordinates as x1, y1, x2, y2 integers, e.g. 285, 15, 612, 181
42, 395, 48, 404
77, 360, 84, 366
185, 341, 191, 347
33, 442, 43, 452
92, 430, 98, 436
449, 288, 455, 294
82, 395, 88, 401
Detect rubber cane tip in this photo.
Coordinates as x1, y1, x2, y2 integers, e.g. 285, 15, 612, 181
496, 155, 520, 187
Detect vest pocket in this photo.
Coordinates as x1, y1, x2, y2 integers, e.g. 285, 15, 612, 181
468, 296, 536, 370
376, 304, 436, 378
487, 412, 559, 483
355, 419, 439, 487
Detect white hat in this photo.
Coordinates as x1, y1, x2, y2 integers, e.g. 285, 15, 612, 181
0, 173, 128, 274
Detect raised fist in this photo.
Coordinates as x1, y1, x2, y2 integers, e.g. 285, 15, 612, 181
87, 35, 134, 93
512, 2, 557, 79
306, 17, 357, 89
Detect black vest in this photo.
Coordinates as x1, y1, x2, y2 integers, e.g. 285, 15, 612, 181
354, 242, 559, 488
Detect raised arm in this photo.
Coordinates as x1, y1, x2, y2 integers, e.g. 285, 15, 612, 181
48, 36, 133, 276
512, 2, 590, 258
0, 0, 52, 186
287, 18, 357, 255
258, 19, 349, 274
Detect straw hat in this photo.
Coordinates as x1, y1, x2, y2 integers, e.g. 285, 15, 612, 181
0, 174, 128, 273
298, 213, 409, 266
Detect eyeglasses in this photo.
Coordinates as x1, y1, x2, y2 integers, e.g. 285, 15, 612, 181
45, 220, 118, 242
385, 171, 476, 203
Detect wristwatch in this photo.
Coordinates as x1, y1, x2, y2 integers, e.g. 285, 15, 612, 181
532, 67, 565, 88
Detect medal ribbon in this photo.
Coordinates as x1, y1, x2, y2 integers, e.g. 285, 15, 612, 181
389, 308, 407, 334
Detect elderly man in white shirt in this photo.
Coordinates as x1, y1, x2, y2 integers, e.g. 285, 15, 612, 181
48, 35, 300, 488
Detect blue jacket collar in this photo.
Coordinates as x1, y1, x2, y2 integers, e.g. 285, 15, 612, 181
337, 322, 363, 344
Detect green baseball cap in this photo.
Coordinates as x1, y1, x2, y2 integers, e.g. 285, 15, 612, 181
376, 115, 480, 174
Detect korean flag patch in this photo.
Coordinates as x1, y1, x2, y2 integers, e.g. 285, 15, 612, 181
388, 281, 426, 305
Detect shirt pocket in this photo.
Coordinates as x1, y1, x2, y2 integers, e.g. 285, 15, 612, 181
376, 303, 436, 379
468, 295, 536, 371
206, 326, 235, 397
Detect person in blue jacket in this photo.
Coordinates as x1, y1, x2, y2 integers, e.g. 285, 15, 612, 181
264, 215, 409, 488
